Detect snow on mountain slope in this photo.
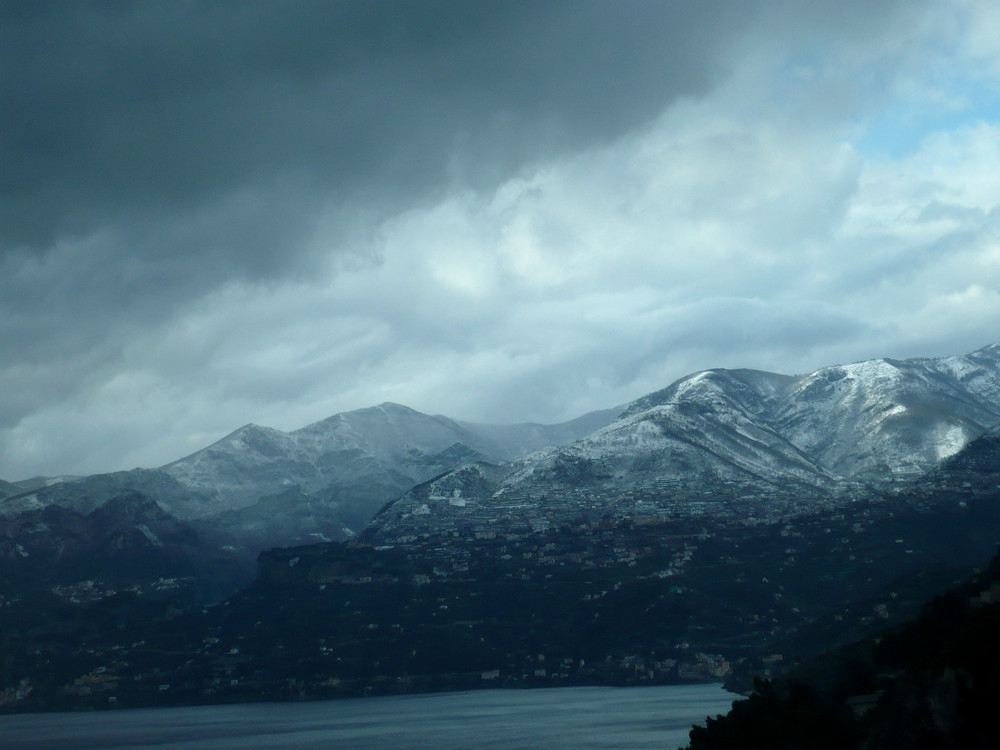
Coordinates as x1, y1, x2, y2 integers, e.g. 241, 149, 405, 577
372, 371, 836, 540
371, 345, 1000, 541
0, 403, 620, 580
774, 346, 1000, 478
511, 369, 833, 495
160, 402, 619, 520
621, 368, 796, 420
621, 345, 1000, 482
0, 401, 616, 565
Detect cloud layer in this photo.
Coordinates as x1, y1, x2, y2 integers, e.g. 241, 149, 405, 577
4, 1, 1000, 478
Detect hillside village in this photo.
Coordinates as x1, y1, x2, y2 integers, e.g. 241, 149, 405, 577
5, 467, 998, 712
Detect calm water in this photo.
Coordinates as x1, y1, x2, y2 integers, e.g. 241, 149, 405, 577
1, 684, 736, 750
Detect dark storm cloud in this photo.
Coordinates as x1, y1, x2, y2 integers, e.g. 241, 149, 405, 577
1, 0, 751, 256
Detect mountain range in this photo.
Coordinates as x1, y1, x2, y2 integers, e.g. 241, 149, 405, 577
371, 343, 1000, 541
3, 344, 1000, 601
0, 402, 618, 598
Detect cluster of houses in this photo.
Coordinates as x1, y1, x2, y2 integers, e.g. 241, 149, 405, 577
374, 452, 850, 547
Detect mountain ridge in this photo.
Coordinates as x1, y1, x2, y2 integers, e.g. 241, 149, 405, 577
370, 344, 1000, 542
3, 343, 1000, 600
0, 403, 622, 596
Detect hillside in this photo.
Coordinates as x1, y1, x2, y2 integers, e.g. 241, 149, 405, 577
371, 345, 1000, 542
683, 545, 1000, 750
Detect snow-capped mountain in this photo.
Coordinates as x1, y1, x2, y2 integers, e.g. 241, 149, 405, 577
161, 402, 618, 520
772, 346, 1000, 477
371, 344, 1000, 541
0, 403, 618, 599
0, 403, 619, 551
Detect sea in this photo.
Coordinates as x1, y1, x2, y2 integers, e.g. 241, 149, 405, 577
1, 683, 736, 750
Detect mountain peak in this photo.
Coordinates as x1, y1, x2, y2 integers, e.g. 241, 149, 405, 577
298, 402, 427, 433
972, 342, 1000, 358
375, 401, 417, 412
371, 344, 1000, 542
620, 367, 794, 420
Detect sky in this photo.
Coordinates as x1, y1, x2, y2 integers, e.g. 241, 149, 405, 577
4, 0, 1000, 480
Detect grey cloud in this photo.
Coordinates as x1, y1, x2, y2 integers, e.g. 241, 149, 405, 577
601, 298, 866, 386
812, 210, 999, 302
1, 0, 757, 256
0, 0, 917, 314
406, 297, 870, 427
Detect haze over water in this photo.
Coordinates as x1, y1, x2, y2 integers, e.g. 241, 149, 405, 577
1, 684, 735, 750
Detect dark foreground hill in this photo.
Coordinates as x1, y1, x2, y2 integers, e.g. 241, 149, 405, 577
681, 546, 1000, 750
